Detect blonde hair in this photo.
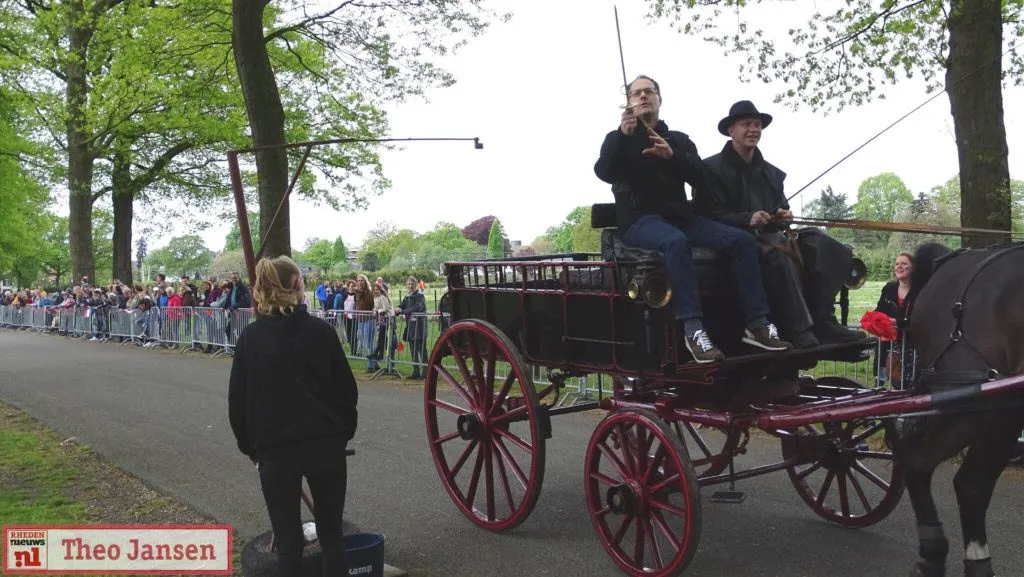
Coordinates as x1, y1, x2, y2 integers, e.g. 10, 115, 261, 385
253, 255, 302, 316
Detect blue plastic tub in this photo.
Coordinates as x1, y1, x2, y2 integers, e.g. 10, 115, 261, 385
344, 532, 385, 577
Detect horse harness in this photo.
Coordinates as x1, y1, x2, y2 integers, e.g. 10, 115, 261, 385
917, 241, 1024, 390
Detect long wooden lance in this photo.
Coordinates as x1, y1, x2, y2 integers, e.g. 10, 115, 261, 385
781, 216, 1024, 239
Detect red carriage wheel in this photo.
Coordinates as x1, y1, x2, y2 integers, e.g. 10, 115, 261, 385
781, 379, 905, 528
424, 320, 546, 532
585, 409, 702, 577
671, 422, 742, 480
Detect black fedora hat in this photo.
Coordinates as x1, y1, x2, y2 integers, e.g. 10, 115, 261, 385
718, 100, 773, 136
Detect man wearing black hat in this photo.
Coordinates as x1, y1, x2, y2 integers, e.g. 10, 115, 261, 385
694, 100, 864, 346
595, 76, 791, 364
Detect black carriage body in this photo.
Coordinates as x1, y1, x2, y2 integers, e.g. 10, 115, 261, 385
443, 208, 746, 381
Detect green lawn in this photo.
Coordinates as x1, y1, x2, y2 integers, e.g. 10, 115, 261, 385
0, 402, 245, 576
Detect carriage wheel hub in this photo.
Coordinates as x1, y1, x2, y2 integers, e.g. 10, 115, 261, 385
457, 413, 483, 440
606, 483, 641, 515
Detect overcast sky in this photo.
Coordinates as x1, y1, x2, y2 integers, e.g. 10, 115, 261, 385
160, 0, 1024, 252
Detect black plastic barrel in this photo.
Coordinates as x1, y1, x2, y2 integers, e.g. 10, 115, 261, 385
345, 533, 385, 577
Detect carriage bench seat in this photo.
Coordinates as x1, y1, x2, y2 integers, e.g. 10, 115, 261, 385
590, 203, 724, 265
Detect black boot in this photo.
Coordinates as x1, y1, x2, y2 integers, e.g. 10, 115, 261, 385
812, 316, 865, 344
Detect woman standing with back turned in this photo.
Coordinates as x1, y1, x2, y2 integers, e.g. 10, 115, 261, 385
228, 255, 359, 577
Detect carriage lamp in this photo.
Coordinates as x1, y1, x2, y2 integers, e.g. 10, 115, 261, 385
627, 269, 673, 309
845, 257, 868, 290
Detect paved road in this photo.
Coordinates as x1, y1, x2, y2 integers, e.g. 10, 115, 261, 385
1, 330, 1022, 577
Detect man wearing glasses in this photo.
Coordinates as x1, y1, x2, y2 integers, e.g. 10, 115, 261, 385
594, 75, 791, 364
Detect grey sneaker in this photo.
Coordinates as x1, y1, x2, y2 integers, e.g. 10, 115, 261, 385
743, 323, 792, 351
685, 329, 726, 364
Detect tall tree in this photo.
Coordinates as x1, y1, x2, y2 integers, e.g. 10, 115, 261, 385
644, 0, 1021, 247
462, 215, 499, 245
0, 89, 49, 281
487, 218, 505, 258
853, 173, 915, 246
230, 0, 511, 259
545, 206, 590, 253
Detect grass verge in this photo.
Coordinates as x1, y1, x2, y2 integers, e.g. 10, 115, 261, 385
0, 400, 245, 576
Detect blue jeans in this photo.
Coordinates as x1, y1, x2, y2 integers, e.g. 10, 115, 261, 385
621, 214, 771, 324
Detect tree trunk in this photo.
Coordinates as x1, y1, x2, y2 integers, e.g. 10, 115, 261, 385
66, 0, 96, 283
946, 0, 1011, 248
111, 146, 134, 284
231, 0, 291, 259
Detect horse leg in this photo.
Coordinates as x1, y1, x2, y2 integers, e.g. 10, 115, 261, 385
953, 414, 1021, 577
897, 416, 975, 577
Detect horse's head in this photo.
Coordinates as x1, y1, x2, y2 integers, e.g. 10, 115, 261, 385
906, 242, 954, 310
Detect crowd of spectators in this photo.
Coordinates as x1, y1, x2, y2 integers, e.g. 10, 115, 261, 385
1, 272, 252, 349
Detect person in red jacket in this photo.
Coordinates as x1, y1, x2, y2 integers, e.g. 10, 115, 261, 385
228, 255, 358, 577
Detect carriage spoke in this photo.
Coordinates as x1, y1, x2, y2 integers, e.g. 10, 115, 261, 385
682, 422, 714, 459
484, 442, 496, 522
850, 421, 885, 445
796, 461, 823, 480
590, 471, 620, 487
816, 471, 836, 506
490, 373, 517, 417
490, 439, 517, 512
854, 450, 895, 461
847, 467, 873, 512
464, 447, 485, 509
597, 441, 631, 480
448, 339, 479, 405
433, 431, 462, 446
836, 471, 851, 518
494, 425, 533, 453
491, 404, 528, 426
649, 498, 688, 519
437, 365, 476, 409
851, 460, 891, 491
642, 444, 667, 484
650, 509, 681, 550
484, 342, 497, 411
493, 437, 528, 489
649, 472, 681, 495
644, 517, 664, 571
448, 439, 479, 482
633, 513, 646, 569
613, 514, 634, 546
430, 398, 467, 416
468, 336, 487, 411
616, 423, 640, 475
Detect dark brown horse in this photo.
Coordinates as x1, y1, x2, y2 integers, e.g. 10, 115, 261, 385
895, 241, 1024, 577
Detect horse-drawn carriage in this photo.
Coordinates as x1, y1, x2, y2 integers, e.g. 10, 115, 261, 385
423, 203, 1024, 576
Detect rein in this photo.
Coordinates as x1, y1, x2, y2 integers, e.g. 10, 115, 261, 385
780, 216, 1023, 239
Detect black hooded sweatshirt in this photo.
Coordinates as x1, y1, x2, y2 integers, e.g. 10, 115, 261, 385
228, 304, 358, 461
593, 119, 711, 232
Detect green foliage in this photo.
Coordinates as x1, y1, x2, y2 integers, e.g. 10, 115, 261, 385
487, 219, 505, 258
145, 235, 212, 278
853, 172, 914, 246
642, 0, 1024, 113
930, 174, 1024, 233
0, 89, 49, 283
224, 213, 261, 253
350, 269, 439, 287
208, 250, 247, 281
331, 237, 348, 267
304, 239, 337, 274
545, 206, 589, 253
803, 186, 855, 243
529, 236, 556, 256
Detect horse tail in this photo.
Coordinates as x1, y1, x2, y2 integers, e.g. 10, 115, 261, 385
906, 242, 954, 308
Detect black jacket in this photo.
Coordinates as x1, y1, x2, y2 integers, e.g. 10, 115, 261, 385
594, 120, 710, 232
228, 305, 358, 460
694, 142, 788, 231
875, 280, 910, 326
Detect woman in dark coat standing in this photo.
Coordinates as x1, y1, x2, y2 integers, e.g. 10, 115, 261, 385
228, 255, 358, 577
395, 275, 428, 379
874, 251, 913, 387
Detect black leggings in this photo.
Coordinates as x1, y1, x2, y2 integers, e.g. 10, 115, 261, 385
258, 450, 349, 577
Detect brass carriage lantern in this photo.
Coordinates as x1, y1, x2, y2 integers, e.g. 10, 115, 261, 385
627, 268, 673, 309
845, 257, 869, 290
